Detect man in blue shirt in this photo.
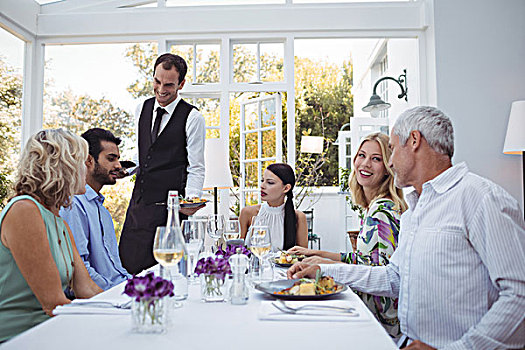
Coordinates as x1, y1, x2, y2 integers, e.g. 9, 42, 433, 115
61, 128, 131, 290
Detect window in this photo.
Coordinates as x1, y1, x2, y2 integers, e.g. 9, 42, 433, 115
233, 42, 284, 83
181, 95, 221, 138
170, 43, 220, 84
239, 94, 282, 206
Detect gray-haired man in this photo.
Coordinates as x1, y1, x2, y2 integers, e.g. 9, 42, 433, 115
289, 106, 525, 350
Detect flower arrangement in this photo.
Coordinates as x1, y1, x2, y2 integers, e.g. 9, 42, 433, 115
123, 272, 174, 333
194, 244, 251, 301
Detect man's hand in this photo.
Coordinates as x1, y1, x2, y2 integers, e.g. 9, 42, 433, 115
403, 340, 436, 350
180, 203, 206, 217
286, 262, 320, 279
302, 256, 338, 265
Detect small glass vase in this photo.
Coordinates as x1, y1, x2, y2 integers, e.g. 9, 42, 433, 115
200, 274, 226, 302
131, 298, 167, 334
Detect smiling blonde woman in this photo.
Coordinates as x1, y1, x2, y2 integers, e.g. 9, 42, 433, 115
288, 132, 407, 339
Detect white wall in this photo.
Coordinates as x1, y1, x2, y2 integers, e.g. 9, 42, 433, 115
432, 0, 525, 207
387, 39, 420, 124
296, 187, 350, 253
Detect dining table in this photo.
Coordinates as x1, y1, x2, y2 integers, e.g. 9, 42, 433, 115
0, 267, 398, 350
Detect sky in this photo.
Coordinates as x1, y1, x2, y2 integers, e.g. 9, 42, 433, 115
1, 27, 377, 113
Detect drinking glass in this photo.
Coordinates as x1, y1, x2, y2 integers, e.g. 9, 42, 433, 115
207, 214, 225, 251
181, 219, 205, 284
153, 226, 185, 308
223, 219, 241, 242
245, 225, 272, 283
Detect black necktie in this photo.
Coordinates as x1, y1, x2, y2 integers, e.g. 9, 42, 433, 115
151, 107, 166, 143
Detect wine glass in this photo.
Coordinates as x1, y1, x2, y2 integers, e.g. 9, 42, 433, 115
181, 219, 205, 284
245, 225, 272, 283
223, 219, 241, 242
206, 214, 225, 252
153, 226, 185, 308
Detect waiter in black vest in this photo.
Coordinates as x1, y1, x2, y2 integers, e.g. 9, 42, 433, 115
119, 53, 206, 274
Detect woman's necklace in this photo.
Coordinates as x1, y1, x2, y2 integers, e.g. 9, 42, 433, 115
53, 215, 74, 291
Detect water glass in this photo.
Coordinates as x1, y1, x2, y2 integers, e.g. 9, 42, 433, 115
207, 214, 225, 251
181, 219, 205, 284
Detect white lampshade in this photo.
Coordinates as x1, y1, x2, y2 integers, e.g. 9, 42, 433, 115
300, 136, 324, 154
503, 101, 525, 154
203, 138, 233, 190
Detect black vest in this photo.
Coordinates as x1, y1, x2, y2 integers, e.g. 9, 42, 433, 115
133, 97, 195, 205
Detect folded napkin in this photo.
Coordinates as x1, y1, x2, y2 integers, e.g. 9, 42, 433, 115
53, 298, 132, 316
258, 300, 369, 322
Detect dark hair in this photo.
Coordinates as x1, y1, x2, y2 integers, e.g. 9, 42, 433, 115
153, 53, 188, 83
266, 163, 297, 250
81, 128, 121, 161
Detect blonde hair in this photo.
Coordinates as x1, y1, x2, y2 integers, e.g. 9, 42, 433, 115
348, 132, 407, 213
14, 129, 88, 210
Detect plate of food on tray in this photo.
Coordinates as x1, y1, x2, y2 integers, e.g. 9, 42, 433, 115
273, 251, 305, 267
179, 197, 209, 208
255, 274, 347, 300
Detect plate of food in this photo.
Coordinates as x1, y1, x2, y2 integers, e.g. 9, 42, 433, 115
179, 197, 209, 208
273, 251, 305, 267
255, 275, 347, 300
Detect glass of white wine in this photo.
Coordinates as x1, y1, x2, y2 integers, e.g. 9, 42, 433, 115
153, 226, 185, 308
223, 219, 241, 242
181, 219, 205, 285
246, 225, 272, 284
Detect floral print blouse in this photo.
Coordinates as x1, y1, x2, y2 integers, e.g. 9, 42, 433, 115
341, 198, 401, 339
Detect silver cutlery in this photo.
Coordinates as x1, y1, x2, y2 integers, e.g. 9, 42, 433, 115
271, 301, 358, 316
278, 299, 356, 313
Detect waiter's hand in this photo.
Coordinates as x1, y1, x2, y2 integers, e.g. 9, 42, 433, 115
180, 203, 206, 216
403, 340, 436, 350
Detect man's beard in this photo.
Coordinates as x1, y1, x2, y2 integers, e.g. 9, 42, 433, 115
93, 162, 116, 186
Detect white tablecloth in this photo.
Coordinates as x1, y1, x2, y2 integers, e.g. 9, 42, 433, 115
1, 273, 397, 350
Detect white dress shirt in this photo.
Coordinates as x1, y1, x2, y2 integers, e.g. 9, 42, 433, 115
132, 95, 206, 198
321, 162, 525, 349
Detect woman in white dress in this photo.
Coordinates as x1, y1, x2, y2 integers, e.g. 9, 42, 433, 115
240, 163, 308, 250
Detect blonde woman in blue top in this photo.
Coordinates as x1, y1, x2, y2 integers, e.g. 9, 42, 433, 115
0, 129, 102, 342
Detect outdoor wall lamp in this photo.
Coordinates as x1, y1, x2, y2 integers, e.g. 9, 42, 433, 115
362, 69, 407, 116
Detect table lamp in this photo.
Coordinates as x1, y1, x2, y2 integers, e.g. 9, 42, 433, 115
503, 100, 525, 217
203, 138, 234, 215
300, 135, 324, 154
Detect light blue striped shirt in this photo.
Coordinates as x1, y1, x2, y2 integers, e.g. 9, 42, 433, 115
60, 185, 131, 290
322, 163, 525, 349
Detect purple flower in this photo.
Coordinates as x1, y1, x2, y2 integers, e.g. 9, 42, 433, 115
195, 244, 251, 280
123, 272, 174, 301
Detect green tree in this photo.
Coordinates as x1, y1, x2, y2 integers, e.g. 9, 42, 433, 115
44, 89, 135, 148
125, 43, 158, 99
292, 58, 353, 186
0, 57, 22, 206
